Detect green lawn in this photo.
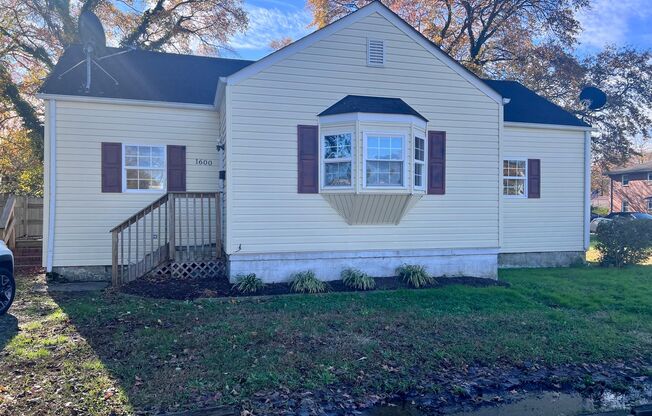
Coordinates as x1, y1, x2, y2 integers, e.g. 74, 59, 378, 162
1, 265, 651, 415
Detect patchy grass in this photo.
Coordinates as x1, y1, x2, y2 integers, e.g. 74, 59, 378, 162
0, 266, 651, 414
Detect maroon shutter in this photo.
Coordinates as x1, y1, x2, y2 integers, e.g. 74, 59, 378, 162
427, 131, 446, 195
297, 125, 319, 193
528, 158, 541, 199
101, 142, 122, 193
167, 145, 186, 191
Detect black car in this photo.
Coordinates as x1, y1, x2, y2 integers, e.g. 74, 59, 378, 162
605, 212, 652, 220
0, 240, 15, 315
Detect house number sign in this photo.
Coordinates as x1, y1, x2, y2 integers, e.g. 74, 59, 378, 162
195, 159, 213, 166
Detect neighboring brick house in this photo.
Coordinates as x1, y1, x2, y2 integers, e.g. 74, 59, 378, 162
607, 161, 652, 213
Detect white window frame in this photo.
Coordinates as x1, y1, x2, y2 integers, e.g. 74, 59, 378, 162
647, 198, 652, 213
647, 172, 652, 183
502, 158, 528, 198
321, 132, 354, 189
622, 199, 631, 212
122, 144, 167, 193
622, 174, 630, 186
362, 131, 408, 190
413, 136, 426, 191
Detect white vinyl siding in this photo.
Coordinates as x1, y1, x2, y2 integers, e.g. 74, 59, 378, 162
501, 126, 585, 253
50, 100, 219, 266
227, 11, 500, 255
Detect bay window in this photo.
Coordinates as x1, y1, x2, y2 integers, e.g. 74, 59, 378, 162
364, 134, 405, 187
323, 133, 352, 187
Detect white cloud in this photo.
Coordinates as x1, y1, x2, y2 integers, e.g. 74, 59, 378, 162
229, 4, 312, 52
577, 0, 652, 49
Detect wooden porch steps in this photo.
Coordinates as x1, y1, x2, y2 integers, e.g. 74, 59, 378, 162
14, 239, 43, 268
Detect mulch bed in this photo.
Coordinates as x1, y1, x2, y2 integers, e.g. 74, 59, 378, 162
120, 274, 509, 300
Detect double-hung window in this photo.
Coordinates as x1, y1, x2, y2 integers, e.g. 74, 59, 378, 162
365, 134, 405, 187
503, 159, 527, 197
414, 137, 425, 189
622, 174, 630, 186
622, 199, 631, 212
647, 198, 652, 213
124, 144, 166, 191
323, 133, 352, 187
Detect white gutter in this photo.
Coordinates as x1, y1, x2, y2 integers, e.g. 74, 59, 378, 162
584, 130, 591, 251
504, 121, 594, 132
36, 93, 216, 111
46, 99, 56, 272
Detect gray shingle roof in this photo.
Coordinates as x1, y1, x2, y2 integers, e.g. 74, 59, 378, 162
39, 45, 254, 105
606, 161, 652, 175
483, 79, 590, 128
318, 95, 428, 121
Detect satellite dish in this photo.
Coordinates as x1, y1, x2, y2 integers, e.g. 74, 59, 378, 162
58, 10, 133, 92
579, 86, 607, 111
78, 10, 107, 57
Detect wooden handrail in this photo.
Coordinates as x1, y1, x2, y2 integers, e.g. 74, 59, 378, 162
110, 193, 169, 233
111, 191, 222, 286
0, 195, 16, 249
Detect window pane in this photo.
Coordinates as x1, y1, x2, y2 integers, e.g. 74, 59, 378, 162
367, 161, 403, 186
151, 156, 165, 168
414, 163, 423, 187
125, 156, 138, 167
503, 179, 525, 196
126, 169, 138, 180
152, 147, 164, 157
325, 162, 351, 186
504, 160, 526, 177
415, 137, 424, 161
126, 180, 138, 190
324, 134, 351, 159
367, 135, 403, 160
125, 146, 138, 156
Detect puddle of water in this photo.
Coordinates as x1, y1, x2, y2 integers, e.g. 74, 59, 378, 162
364, 384, 652, 416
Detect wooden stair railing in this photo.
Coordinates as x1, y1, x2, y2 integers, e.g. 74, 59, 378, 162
0, 195, 17, 250
111, 192, 222, 286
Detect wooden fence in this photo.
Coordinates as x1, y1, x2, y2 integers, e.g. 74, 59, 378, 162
0, 194, 43, 241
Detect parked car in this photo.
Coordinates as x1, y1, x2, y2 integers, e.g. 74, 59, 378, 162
0, 240, 15, 315
590, 212, 652, 233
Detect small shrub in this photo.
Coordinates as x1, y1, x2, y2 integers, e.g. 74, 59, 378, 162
396, 264, 434, 288
595, 217, 652, 267
290, 271, 327, 294
232, 273, 265, 294
341, 268, 375, 290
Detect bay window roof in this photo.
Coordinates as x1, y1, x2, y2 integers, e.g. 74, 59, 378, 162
318, 95, 428, 122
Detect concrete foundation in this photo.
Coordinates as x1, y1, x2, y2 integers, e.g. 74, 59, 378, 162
228, 248, 499, 283
498, 251, 586, 268
51, 265, 111, 282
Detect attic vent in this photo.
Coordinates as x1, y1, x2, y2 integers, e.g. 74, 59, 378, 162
367, 39, 385, 66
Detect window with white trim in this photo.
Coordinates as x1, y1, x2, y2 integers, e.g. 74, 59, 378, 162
364, 134, 405, 187
414, 136, 425, 189
622, 199, 631, 212
503, 159, 527, 196
647, 198, 652, 213
648, 172, 652, 183
124, 145, 166, 191
622, 174, 630, 186
323, 133, 352, 187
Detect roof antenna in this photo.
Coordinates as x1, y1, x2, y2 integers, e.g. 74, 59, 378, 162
579, 86, 607, 111
57, 11, 134, 91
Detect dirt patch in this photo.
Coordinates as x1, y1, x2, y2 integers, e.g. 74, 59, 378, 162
120, 275, 509, 300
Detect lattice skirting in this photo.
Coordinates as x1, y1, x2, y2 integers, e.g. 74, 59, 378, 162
148, 260, 225, 280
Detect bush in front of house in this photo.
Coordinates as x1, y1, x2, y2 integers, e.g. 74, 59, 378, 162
290, 271, 327, 294
341, 268, 375, 291
396, 264, 435, 288
595, 217, 652, 267
233, 273, 265, 294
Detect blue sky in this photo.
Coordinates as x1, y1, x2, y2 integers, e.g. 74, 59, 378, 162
227, 0, 652, 60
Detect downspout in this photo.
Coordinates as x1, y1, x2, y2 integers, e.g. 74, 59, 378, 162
610, 177, 613, 212
583, 130, 591, 251
46, 100, 57, 272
